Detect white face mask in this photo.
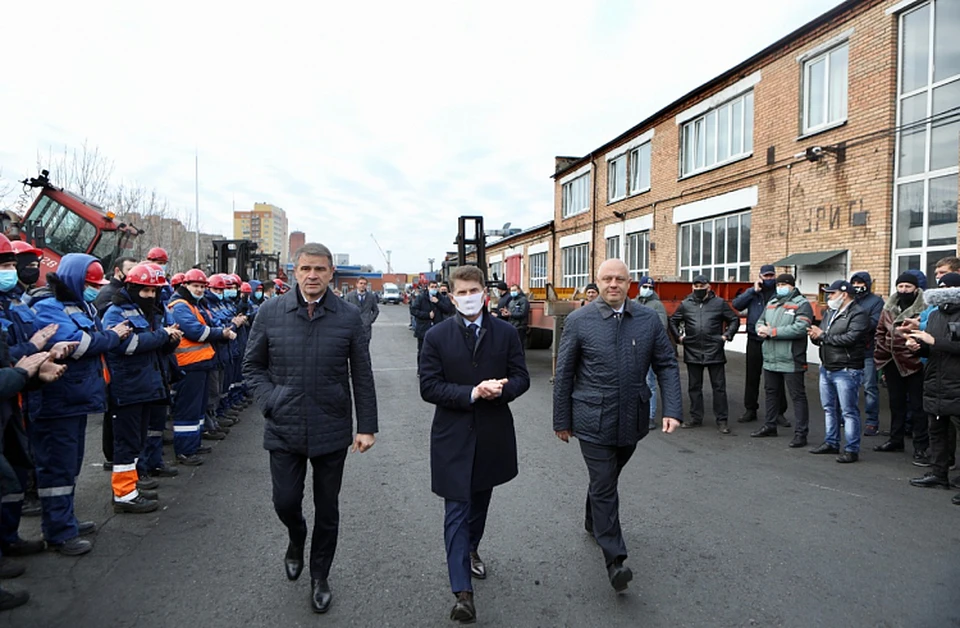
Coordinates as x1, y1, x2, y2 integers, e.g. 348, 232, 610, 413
827, 295, 845, 311
639, 287, 653, 298
453, 292, 485, 317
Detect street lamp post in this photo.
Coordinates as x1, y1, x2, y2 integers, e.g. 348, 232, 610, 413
428, 258, 435, 273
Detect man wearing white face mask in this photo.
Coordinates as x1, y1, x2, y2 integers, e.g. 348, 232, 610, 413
807, 280, 869, 463
419, 265, 530, 624
636, 277, 668, 430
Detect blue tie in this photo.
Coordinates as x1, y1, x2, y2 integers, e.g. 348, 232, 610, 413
468, 323, 479, 338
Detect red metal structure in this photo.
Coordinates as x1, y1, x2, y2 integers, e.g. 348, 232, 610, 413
7, 170, 141, 285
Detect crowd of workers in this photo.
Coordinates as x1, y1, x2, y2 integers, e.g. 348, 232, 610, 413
0, 243, 288, 611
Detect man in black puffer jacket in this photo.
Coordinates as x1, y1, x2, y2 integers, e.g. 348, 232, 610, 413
669, 274, 740, 433
906, 272, 960, 505
243, 242, 378, 614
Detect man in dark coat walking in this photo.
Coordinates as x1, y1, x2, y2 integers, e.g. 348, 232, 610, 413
553, 259, 682, 594
411, 280, 454, 374
669, 274, 740, 433
243, 242, 378, 615
344, 277, 379, 344
420, 265, 530, 625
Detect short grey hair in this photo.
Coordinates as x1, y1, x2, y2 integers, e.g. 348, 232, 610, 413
293, 243, 333, 268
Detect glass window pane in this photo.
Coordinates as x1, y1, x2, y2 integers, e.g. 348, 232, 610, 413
705, 110, 717, 166
744, 92, 754, 153
807, 58, 826, 129
927, 249, 955, 283
715, 218, 726, 263
902, 4, 931, 94
934, 0, 960, 82
692, 223, 702, 265
739, 266, 751, 282
731, 100, 744, 154
740, 212, 751, 262
898, 254, 921, 276
932, 80, 960, 171
639, 143, 650, 190
928, 175, 958, 247
897, 181, 925, 248
683, 126, 695, 175
828, 45, 848, 123
899, 92, 928, 177
727, 216, 739, 263
702, 220, 713, 266
681, 224, 691, 266
717, 106, 730, 162
695, 119, 706, 169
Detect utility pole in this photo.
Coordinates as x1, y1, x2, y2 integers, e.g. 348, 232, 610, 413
386, 250, 392, 274
194, 150, 200, 265
428, 258, 435, 273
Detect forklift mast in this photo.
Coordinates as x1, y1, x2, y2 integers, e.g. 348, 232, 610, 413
211, 239, 257, 281
456, 216, 488, 283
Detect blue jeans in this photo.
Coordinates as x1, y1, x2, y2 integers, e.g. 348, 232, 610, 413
819, 367, 863, 453
862, 354, 879, 428
646, 368, 657, 420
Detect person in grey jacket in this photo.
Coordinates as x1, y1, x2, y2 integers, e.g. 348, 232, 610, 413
553, 259, 681, 594
636, 276, 668, 430
344, 277, 379, 343
669, 274, 740, 433
242, 242, 378, 615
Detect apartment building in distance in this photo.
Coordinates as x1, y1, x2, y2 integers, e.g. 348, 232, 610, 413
234, 202, 289, 262
485, 0, 958, 298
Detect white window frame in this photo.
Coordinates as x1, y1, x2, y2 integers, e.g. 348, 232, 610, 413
801, 42, 850, 135
625, 231, 649, 281
489, 261, 503, 284
605, 235, 621, 260
561, 170, 591, 219
607, 155, 626, 203
680, 91, 754, 177
528, 252, 548, 289
629, 142, 652, 195
678, 210, 752, 282
561, 243, 590, 288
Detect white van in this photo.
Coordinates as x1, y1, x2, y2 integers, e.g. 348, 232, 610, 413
382, 282, 402, 305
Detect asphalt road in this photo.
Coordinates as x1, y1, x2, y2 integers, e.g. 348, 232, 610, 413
4, 304, 959, 628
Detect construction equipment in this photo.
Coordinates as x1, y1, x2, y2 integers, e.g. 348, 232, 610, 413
2, 170, 142, 285
369, 233, 392, 274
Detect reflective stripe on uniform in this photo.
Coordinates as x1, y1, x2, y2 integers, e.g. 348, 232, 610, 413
112, 462, 138, 473
73, 331, 93, 358
64, 305, 84, 315
198, 326, 211, 342
0, 493, 24, 503
125, 334, 140, 355
173, 424, 201, 433
175, 344, 213, 355
38, 485, 74, 498
120, 309, 141, 319
147, 430, 164, 438
114, 489, 139, 503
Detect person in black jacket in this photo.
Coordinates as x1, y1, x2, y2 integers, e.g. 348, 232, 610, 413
92, 256, 137, 318
242, 242, 378, 614
807, 281, 869, 462
907, 272, 960, 503
419, 265, 530, 624
850, 271, 885, 436
411, 281, 454, 375
669, 274, 740, 433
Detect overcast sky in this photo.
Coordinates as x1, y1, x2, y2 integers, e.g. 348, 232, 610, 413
0, 0, 843, 273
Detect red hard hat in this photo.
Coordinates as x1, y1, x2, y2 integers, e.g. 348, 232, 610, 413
125, 263, 167, 287
207, 274, 227, 290
273, 278, 284, 287
146, 247, 169, 263
85, 261, 110, 286
0, 234, 13, 255
230, 273, 242, 286
170, 272, 186, 287
222, 274, 237, 287
10, 240, 42, 256
182, 268, 208, 285
240, 282, 252, 294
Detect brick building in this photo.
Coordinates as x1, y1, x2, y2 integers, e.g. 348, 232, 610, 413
486, 0, 958, 297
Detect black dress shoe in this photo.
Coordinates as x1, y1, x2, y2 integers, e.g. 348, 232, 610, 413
607, 561, 633, 592
737, 410, 758, 423
836, 451, 859, 463
1, 538, 45, 557
912, 449, 931, 467
809, 443, 839, 455
77, 521, 97, 536
788, 435, 807, 448
874, 440, 904, 453
910, 472, 950, 489
775, 414, 792, 428
469, 551, 486, 579
680, 421, 702, 429
0, 558, 25, 579
750, 425, 777, 438
285, 540, 304, 581
450, 591, 476, 624
952, 493, 960, 505
0, 588, 29, 611
311, 578, 332, 614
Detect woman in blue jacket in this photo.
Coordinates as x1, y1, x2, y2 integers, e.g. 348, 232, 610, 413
102, 264, 182, 514
30, 254, 132, 556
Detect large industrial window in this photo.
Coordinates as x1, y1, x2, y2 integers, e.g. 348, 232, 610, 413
605, 235, 620, 260
608, 155, 626, 202
802, 43, 849, 134
561, 244, 590, 288
679, 211, 751, 282
528, 252, 547, 289
625, 231, 650, 281
561, 173, 590, 218
629, 142, 652, 194
681, 91, 754, 177
893, 0, 960, 280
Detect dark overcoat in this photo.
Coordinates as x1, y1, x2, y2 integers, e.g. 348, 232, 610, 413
242, 286, 378, 458
419, 312, 530, 501
554, 299, 682, 446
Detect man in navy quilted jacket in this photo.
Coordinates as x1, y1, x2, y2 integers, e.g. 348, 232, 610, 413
243, 242, 378, 615
553, 258, 682, 595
